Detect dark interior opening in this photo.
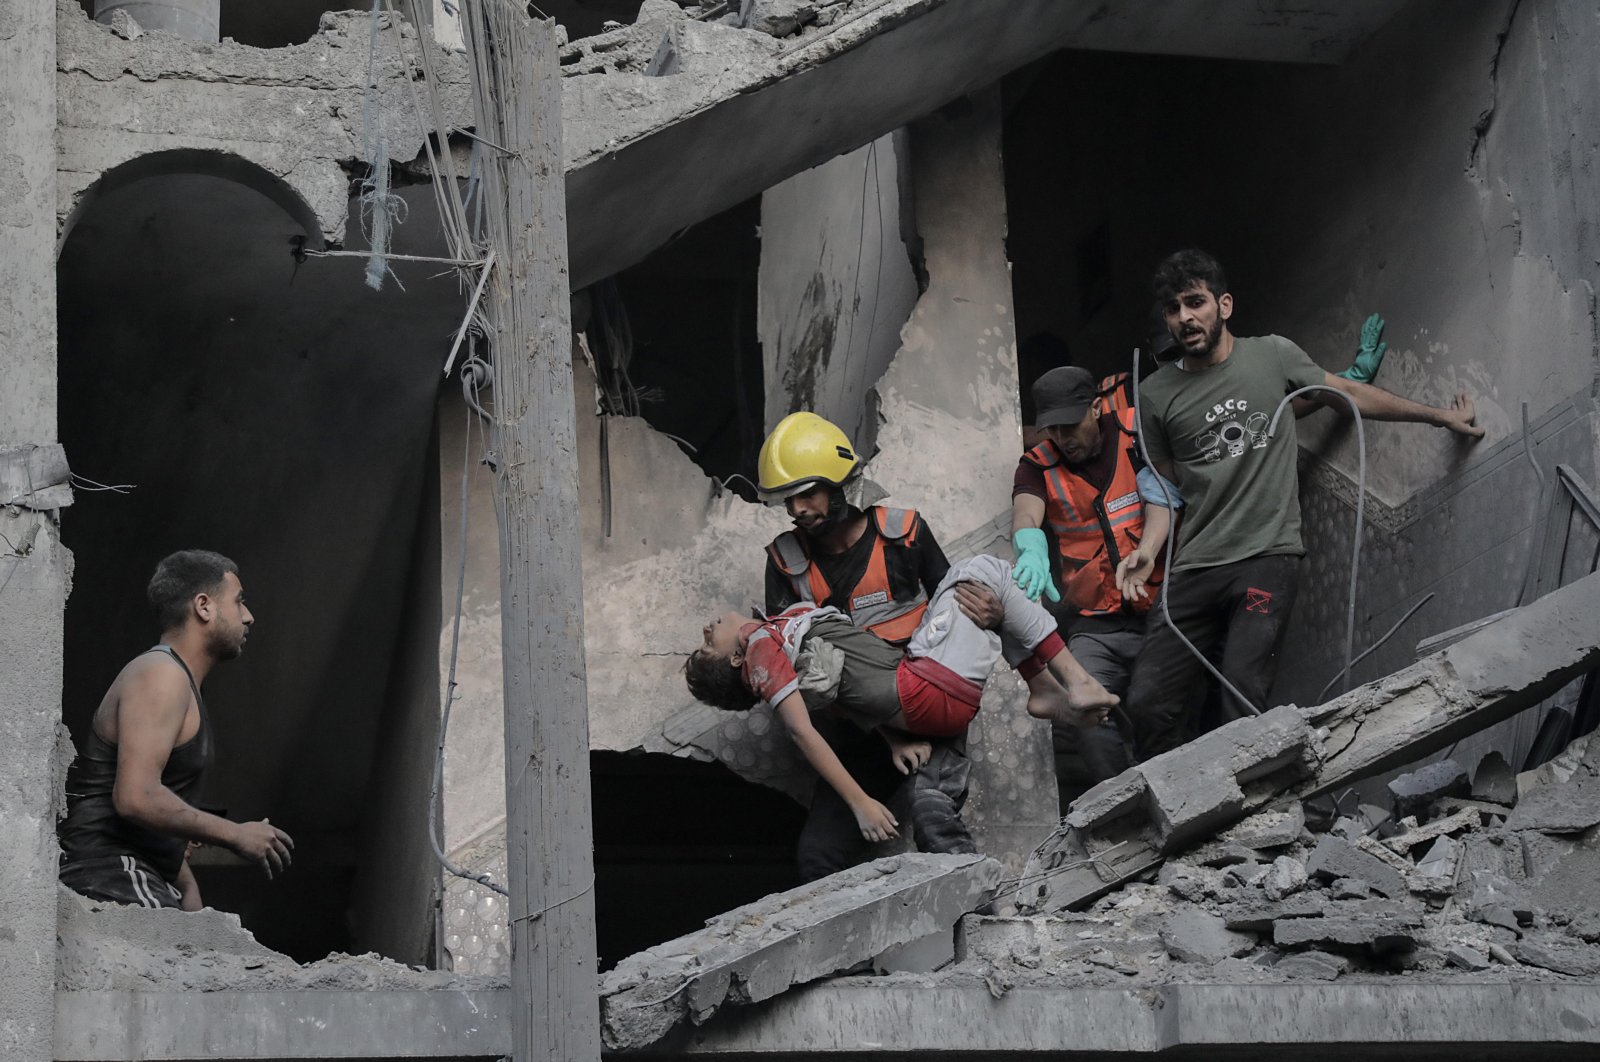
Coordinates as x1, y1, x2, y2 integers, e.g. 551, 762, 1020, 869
589, 196, 767, 497
1001, 49, 1336, 421
58, 164, 454, 964
591, 751, 806, 971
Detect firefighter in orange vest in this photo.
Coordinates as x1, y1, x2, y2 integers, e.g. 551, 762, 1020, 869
1011, 367, 1180, 812
758, 412, 1001, 880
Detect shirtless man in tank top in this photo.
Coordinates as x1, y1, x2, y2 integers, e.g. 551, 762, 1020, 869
58, 550, 293, 910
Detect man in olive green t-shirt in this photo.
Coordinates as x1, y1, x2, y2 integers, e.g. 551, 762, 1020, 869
1117, 249, 1484, 757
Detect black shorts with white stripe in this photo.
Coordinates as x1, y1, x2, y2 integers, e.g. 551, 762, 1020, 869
60, 854, 183, 909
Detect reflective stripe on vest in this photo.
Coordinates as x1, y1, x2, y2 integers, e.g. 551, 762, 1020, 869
766, 506, 928, 643
1093, 371, 1135, 418
1023, 408, 1164, 616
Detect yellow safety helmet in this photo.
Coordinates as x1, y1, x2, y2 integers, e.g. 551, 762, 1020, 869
756, 412, 860, 500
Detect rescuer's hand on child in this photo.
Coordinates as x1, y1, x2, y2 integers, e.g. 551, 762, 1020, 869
884, 731, 932, 775
1114, 548, 1156, 602
954, 580, 1005, 629
852, 798, 900, 842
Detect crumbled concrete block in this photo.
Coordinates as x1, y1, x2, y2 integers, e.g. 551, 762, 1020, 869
748, 0, 816, 36
1506, 768, 1600, 833
1471, 750, 1518, 806
1331, 878, 1373, 900
1224, 862, 1267, 888
1411, 834, 1461, 895
1350, 834, 1419, 876
1447, 944, 1491, 970
1218, 893, 1328, 933
1388, 760, 1468, 820
1141, 708, 1320, 850
1274, 949, 1348, 980
1330, 816, 1367, 842
1358, 804, 1392, 832
1063, 769, 1148, 830
1160, 911, 1257, 964
1566, 911, 1600, 943
1306, 835, 1406, 899
1159, 861, 1222, 903
1261, 856, 1308, 902
1194, 841, 1266, 869
1464, 870, 1531, 922
1221, 803, 1305, 850
1382, 807, 1481, 853
1274, 914, 1418, 953
1434, 796, 1514, 821
1513, 934, 1600, 976
599, 854, 1000, 1050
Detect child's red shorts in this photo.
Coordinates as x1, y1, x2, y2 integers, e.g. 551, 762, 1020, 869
894, 656, 982, 738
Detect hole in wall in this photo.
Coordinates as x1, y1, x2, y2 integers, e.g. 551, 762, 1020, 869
586, 196, 766, 498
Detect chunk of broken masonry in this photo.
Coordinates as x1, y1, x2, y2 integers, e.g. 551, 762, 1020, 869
1019, 570, 1600, 913
599, 853, 1000, 1050
1388, 759, 1469, 819
1306, 835, 1406, 899
1160, 911, 1256, 964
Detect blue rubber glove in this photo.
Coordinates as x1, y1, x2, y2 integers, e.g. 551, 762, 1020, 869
1011, 527, 1060, 603
1339, 312, 1387, 383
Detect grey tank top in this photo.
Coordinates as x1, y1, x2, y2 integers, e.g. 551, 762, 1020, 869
58, 646, 214, 882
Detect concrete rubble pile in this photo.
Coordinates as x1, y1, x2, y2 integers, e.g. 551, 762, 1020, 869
558, 0, 872, 76
956, 731, 1600, 994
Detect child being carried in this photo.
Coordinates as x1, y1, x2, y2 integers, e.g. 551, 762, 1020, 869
685, 554, 1118, 844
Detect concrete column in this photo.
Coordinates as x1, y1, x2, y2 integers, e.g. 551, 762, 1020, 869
93, 0, 220, 42
0, 1, 64, 1059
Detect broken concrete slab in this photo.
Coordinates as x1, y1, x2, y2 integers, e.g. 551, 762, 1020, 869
599, 853, 1000, 1050
1506, 768, 1600, 833
1019, 571, 1600, 913
1447, 943, 1492, 970
1273, 914, 1418, 953
1412, 834, 1462, 894
1020, 706, 1320, 913
1262, 856, 1310, 901
1218, 893, 1329, 933
1306, 835, 1407, 899
1160, 911, 1257, 964
1388, 759, 1469, 819
1274, 949, 1349, 980
1220, 802, 1306, 850
1513, 933, 1600, 976
1381, 806, 1481, 853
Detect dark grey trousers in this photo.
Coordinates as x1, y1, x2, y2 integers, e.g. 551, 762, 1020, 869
1053, 613, 1142, 812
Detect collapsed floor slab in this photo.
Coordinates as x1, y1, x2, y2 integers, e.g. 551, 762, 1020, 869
599, 852, 1001, 1050
1019, 569, 1600, 913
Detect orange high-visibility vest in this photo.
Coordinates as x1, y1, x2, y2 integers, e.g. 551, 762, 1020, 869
767, 506, 929, 644
1094, 371, 1136, 418
1023, 408, 1164, 616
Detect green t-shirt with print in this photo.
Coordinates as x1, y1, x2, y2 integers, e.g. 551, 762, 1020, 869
1138, 334, 1326, 573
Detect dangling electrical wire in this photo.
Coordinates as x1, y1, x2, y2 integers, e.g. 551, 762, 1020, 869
1129, 349, 1370, 716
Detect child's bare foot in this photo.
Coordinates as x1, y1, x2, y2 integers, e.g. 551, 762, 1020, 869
1028, 656, 1118, 727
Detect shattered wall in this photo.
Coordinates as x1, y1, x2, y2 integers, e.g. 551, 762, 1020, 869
438, 87, 1055, 970
758, 131, 917, 449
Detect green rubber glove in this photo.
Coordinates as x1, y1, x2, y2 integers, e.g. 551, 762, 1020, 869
1011, 528, 1060, 604
1339, 312, 1388, 383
